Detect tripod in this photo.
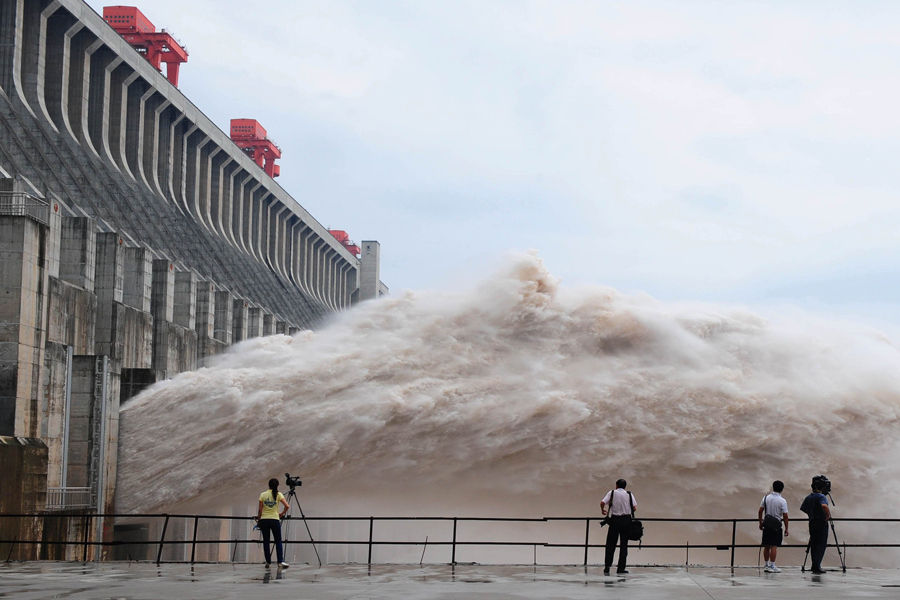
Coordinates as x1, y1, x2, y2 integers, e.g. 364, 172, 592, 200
283, 484, 322, 566
801, 492, 846, 573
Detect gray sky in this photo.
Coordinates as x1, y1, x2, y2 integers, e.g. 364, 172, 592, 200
86, 1, 900, 330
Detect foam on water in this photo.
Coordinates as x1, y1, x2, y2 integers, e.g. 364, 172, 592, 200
118, 253, 900, 530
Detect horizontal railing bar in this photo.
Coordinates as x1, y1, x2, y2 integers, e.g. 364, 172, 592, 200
0, 514, 551, 520
6, 512, 900, 522
545, 543, 884, 549
476, 516, 900, 522
0, 539, 548, 547
5, 538, 897, 549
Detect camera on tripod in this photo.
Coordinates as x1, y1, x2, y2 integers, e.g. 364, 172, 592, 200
285, 473, 302, 489
812, 474, 831, 494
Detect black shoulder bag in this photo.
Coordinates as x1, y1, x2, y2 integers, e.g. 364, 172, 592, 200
762, 494, 781, 532
626, 491, 644, 543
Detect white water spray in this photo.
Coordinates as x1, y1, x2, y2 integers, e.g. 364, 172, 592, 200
117, 253, 900, 541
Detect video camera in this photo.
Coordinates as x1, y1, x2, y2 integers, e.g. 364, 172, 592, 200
812, 474, 831, 494
285, 473, 303, 489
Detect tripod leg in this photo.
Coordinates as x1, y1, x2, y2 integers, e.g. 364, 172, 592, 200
801, 539, 810, 572
824, 492, 846, 572
828, 521, 846, 572
289, 491, 322, 567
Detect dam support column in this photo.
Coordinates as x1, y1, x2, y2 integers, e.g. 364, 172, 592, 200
151, 259, 174, 378
246, 305, 262, 339
213, 290, 233, 346
196, 280, 225, 361
150, 260, 197, 378
0, 436, 48, 560
59, 218, 96, 292
231, 298, 247, 343
116, 243, 154, 406
94, 232, 123, 358
0, 182, 50, 439
173, 270, 197, 330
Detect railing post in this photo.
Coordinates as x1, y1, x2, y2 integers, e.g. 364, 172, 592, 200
190, 516, 199, 564
583, 518, 590, 566
730, 520, 736, 570
82, 514, 91, 562
451, 518, 458, 565
367, 516, 374, 566
156, 515, 170, 565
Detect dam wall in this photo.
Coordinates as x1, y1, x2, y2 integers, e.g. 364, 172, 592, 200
0, 0, 384, 320
0, 0, 387, 558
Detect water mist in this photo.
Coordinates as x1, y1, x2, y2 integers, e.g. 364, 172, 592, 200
116, 253, 900, 564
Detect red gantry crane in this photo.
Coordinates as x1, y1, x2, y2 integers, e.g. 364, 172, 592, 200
328, 230, 361, 257
230, 119, 282, 178
103, 6, 188, 87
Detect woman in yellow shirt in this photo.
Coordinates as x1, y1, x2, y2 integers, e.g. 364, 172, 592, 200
255, 478, 291, 567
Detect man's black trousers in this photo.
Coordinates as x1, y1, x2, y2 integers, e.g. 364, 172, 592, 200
605, 515, 632, 571
808, 521, 828, 571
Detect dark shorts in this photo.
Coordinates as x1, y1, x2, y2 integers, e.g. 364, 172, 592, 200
761, 526, 783, 547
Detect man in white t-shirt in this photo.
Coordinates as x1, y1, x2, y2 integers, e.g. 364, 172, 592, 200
758, 480, 789, 573
600, 478, 636, 575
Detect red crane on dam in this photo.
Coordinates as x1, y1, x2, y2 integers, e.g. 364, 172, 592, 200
328, 230, 361, 257
230, 119, 282, 178
102, 6, 188, 87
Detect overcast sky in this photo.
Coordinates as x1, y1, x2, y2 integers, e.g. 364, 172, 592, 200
86, 1, 900, 330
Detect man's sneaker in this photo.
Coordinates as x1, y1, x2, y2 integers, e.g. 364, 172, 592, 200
769, 565, 781, 573
278, 562, 290, 568
764, 565, 774, 572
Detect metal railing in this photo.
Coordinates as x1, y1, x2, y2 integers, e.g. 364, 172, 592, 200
0, 191, 50, 225
45, 488, 94, 510
2, 513, 899, 566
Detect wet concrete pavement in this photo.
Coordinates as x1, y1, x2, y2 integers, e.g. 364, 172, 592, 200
3, 562, 900, 599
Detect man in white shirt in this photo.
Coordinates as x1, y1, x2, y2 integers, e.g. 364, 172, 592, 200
600, 478, 636, 575
758, 480, 790, 573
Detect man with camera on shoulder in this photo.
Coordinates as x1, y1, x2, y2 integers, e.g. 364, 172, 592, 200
800, 475, 832, 574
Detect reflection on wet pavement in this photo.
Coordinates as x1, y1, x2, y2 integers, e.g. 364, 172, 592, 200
3, 563, 900, 599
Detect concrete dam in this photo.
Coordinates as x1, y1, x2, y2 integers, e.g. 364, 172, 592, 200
0, 0, 386, 558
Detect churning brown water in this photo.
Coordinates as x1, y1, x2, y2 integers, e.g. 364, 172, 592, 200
117, 252, 900, 562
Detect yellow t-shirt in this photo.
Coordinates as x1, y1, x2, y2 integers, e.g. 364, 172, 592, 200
259, 490, 285, 520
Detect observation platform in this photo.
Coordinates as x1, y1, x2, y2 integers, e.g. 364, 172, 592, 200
4, 563, 900, 600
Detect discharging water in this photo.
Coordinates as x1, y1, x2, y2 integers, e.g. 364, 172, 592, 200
117, 253, 900, 562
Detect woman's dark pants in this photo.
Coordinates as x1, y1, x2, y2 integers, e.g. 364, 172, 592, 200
259, 519, 284, 564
